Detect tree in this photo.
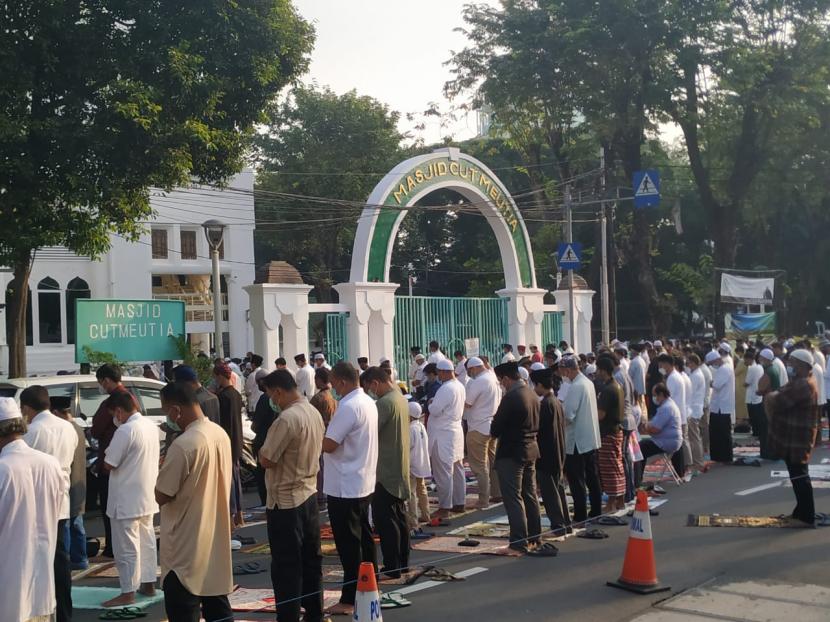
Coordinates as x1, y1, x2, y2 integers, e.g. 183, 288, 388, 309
1, 0, 313, 376
446, 0, 681, 334
254, 85, 407, 301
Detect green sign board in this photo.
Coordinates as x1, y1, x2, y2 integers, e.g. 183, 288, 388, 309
75, 299, 186, 363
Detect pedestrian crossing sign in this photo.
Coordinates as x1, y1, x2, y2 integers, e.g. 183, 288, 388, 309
633, 169, 660, 208
557, 242, 582, 270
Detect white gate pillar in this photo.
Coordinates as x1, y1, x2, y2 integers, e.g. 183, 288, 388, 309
496, 288, 547, 350
244, 283, 313, 369
334, 282, 398, 365
553, 284, 595, 355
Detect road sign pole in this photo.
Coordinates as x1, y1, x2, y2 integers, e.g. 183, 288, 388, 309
565, 185, 577, 352
600, 147, 610, 346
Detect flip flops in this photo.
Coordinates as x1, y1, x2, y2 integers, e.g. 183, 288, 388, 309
527, 542, 559, 557
410, 528, 434, 540
380, 592, 412, 609
233, 535, 256, 545
99, 607, 147, 620
233, 561, 266, 575
458, 538, 480, 547
577, 528, 609, 540
596, 515, 628, 526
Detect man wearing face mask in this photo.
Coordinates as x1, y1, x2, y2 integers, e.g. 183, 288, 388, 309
708, 348, 735, 463
90, 364, 139, 559
766, 349, 819, 526
251, 368, 277, 507
259, 370, 326, 622
362, 366, 411, 578
560, 357, 603, 524
157, 382, 234, 621
101, 390, 159, 608
637, 383, 683, 482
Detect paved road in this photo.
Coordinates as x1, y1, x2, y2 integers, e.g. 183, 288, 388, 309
74, 442, 830, 622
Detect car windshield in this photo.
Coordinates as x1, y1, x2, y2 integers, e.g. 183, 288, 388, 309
0, 387, 17, 398
78, 386, 108, 420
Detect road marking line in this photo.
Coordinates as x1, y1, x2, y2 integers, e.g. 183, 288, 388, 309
391, 566, 488, 596
734, 482, 783, 496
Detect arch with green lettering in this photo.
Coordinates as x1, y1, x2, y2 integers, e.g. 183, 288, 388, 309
349, 147, 536, 290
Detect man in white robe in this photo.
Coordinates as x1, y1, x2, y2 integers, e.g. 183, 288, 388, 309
0, 397, 66, 622
428, 359, 467, 519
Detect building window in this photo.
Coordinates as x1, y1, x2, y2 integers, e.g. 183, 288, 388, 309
5, 285, 33, 346
181, 230, 197, 260
152, 229, 168, 259
65, 277, 91, 345
37, 277, 62, 344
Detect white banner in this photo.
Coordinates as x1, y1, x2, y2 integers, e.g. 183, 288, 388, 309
464, 337, 480, 357
720, 274, 775, 305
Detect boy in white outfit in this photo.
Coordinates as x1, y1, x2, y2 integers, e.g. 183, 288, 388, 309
407, 401, 431, 529
103, 391, 160, 607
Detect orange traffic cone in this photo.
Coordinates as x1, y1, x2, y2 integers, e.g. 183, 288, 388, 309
353, 561, 383, 621
607, 489, 671, 594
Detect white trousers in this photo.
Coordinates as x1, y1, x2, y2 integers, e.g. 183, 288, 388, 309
111, 515, 157, 593
429, 448, 466, 509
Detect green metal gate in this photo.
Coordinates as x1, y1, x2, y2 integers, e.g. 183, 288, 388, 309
323, 313, 349, 363
541, 311, 564, 350
393, 296, 508, 382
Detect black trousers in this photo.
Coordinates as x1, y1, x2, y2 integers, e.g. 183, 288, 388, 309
254, 464, 267, 507
162, 570, 233, 622
55, 519, 73, 622
495, 458, 541, 550
371, 484, 409, 576
622, 429, 635, 502
709, 412, 733, 462
786, 461, 815, 524
266, 494, 323, 622
536, 465, 570, 533
564, 449, 602, 523
636, 439, 678, 482
98, 472, 113, 555
327, 495, 377, 605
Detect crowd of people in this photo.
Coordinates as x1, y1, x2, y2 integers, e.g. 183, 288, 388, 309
0, 333, 826, 622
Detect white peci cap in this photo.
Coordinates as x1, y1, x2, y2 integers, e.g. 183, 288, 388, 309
704, 351, 720, 364
759, 348, 775, 361
0, 397, 22, 422
530, 362, 546, 371
408, 401, 424, 418
436, 359, 454, 372
518, 367, 529, 381
467, 357, 484, 368
790, 349, 814, 367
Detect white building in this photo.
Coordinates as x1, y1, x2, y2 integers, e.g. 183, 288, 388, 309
0, 170, 256, 376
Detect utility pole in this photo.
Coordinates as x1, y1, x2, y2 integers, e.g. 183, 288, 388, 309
600, 147, 610, 345
565, 185, 577, 352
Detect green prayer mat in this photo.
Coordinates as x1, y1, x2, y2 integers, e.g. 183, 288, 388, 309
71, 586, 165, 610
687, 514, 826, 528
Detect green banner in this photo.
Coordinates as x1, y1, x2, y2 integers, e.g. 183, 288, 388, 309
75, 299, 185, 363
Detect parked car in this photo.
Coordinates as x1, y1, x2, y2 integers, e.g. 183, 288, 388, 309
0, 375, 257, 505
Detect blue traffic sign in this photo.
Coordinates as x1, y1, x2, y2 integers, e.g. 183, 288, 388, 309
557, 242, 582, 270
633, 169, 660, 208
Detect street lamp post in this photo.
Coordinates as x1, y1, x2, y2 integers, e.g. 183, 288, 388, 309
202, 219, 226, 359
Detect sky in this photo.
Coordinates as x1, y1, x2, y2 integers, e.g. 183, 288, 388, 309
292, 0, 499, 144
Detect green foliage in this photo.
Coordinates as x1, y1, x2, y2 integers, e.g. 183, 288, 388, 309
254, 85, 407, 301
81, 346, 123, 369
171, 335, 213, 386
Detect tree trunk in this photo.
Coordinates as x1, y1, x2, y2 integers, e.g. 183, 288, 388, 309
6, 251, 33, 378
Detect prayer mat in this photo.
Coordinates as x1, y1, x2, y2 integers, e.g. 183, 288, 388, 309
447, 522, 511, 538
411, 536, 523, 556
686, 514, 826, 528
322, 567, 344, 583
228, 587, 341, 612
320, 525, 379, 542
71, 562, 112, 581
70, 586, 165, 610
484, 514, 554, 528
86, 564, 161, 579
242, 542, 339, 556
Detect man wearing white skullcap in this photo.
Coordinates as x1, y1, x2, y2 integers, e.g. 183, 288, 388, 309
463, 356, 502, 508
429, 358, 467, 518
406, 401, 431, 528
708, 349, 735, 462
767, 349, 819, 526
0, 397, 67, 622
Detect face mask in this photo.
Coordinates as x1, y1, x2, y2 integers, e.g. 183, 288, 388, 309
269, 398, 279, 413
367, 390, 378, 401
786, 366, 794, 377
658, 367, 668, 376
166, 413, 182, 433
331, 388, 341, 401
98, 384, 108, 395
112, 416, 122, 428
652, 396, 660, 406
